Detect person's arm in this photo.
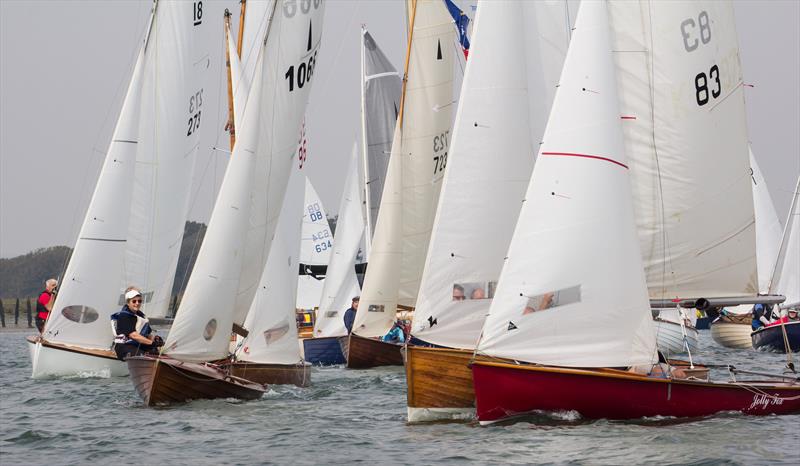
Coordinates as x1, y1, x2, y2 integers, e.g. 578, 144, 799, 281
127, 331, 154, 346
45, 293, 55, 312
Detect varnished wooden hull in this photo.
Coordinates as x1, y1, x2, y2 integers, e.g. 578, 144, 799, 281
229, 361, 311, 387
127, 355, 266, 406
303, 336, 346, 365
340, 333, 403, 369
405, 346, 476, 422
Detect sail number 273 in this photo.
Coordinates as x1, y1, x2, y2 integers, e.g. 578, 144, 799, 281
187, 89, 203, 136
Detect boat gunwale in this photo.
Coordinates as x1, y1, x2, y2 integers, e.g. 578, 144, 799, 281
26, 335, 118, 361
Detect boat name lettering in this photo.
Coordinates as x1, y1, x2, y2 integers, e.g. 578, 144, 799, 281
749, 393, 784, 410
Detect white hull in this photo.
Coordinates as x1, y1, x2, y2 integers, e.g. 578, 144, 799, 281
28, 338, 128, 379
654, 319, 698, 355
407, 406, 475, 423
710, 321, 753, 349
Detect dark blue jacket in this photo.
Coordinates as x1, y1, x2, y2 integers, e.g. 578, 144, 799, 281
343, 307, 356, 334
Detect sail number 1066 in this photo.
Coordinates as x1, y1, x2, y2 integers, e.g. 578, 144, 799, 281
285, 50, 318, 92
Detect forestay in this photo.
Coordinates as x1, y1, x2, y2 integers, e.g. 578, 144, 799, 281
164, 1, 324, 362
750, 150, 782, 294
236, 172, 305, 365
45, 1, 206, 347
360, 27, 402, 252
477, 0, 657, 368
609, 0, 757, 300
296, 178, 333, 309
353, 0, 456, 338
315, 145, 364, 338
413, 1, 566, 350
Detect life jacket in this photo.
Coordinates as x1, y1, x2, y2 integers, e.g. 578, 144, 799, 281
110, 306, 152, 344
36, 291, 52, 319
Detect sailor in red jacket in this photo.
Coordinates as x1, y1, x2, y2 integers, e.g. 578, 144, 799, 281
36, 279, 58, 333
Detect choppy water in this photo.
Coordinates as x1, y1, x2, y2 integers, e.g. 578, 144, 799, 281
1, 328, 798, 465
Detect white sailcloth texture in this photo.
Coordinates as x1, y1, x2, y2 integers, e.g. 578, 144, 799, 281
477, 0, 657, 368
227, 20, 247, 127
236, 172, 305, 365
45, 1, 205, 347
126, 1, 209, 318
770, 177, 800, 307
413, 0, 550, 350
360, 27, 402, 251
609, 0, 757, 300
750, 150, 782, 293
353, 0, 456, 338
165, 2, 325, 362
296, 179, 334, 309
315, 145, 364, 338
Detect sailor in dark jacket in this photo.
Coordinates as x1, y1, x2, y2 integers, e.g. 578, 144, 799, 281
111, 288, 163, 360
343, 296, 360, 334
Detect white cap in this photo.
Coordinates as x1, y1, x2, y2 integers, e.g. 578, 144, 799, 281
125, 289, 142, 301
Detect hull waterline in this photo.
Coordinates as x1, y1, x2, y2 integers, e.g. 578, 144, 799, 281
472, 360, 800, 424
405, 345, 477, 422
751, 321, 800, 353
303, 336, 346, 365
127, 355, 265, 406
27, 335, 127, 379
340, 333, 403, 369
229, 361, 311, 387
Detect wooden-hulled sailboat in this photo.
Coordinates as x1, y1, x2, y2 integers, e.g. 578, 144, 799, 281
303, 145, 364, 365
344, 0, 456, 369
405, 0, 570, 422
28, 0, 208, 378
710, 150, 783, 349
471, 0, 799, 424
752, 177, 800, 353
228, 173, 311, 387
127, 0, 325, 406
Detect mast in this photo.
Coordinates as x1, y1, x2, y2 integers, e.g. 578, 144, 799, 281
397, 0, 418, 129
237, 0, 247, 57
359, 25, 371, 256
224, 9, 236, 150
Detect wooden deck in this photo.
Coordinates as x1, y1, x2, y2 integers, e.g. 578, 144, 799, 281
26, 335, 118, 361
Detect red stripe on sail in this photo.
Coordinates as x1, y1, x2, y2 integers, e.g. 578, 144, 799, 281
541, 152, 628, 170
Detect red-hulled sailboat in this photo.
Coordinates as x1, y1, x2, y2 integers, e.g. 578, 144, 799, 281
471, 0, 800, 424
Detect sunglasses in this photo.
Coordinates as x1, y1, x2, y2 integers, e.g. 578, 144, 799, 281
131, 299, 142, 304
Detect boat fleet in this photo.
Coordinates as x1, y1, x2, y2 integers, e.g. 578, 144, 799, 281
26, 0, 800, 423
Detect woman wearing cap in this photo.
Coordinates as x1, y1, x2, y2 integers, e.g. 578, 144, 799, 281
111, 287, 163, 360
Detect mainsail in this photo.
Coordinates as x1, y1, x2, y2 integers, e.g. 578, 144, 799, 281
352, 0, 456, 338
164, 0, 325, 362
477, 0, 657, 368
315, 145, 364, 338
44, 1, 207, 346
411, 0, 571, 350
750, 149, 783, 293
360, 27, 402, 252
609, 0, 757, 300
296, 178, 334, 310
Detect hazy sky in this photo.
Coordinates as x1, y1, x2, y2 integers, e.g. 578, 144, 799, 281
1, 0, 798, 258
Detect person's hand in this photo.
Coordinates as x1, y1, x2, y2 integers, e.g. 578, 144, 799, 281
152, 335, 164, 347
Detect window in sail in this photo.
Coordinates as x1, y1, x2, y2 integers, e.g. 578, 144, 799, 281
452, 281, 497, 301
368, 304, 384, 312
60, 305, 100, 324
522, 285, 581, 315
263, 323, 290, 346
203, 318, 217, 341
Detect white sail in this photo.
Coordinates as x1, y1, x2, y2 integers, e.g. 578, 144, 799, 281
609, 0, 757, 300
412, 1, 542, 350
236, 171, 304, 364
126, 1, 209, 318
164, 1, 325, 361
296, 178, 333, 309
477, 0, 657, 368
770, 177, 800, 307
352, 0, 456, 338
360, 27, 402, 252
750, 149, 782, 293
227, 20, 247, 127
315, 145, 364, 338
